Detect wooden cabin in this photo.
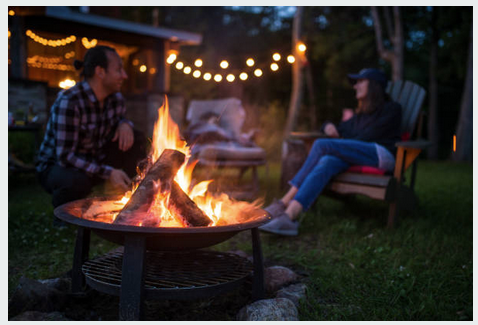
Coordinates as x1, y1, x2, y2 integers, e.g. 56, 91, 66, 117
8, 6, 202, 135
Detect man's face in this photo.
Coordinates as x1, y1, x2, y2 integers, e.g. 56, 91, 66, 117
102, 51, 128, 94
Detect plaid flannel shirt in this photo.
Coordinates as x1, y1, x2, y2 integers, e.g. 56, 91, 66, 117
36, 81, 132, 179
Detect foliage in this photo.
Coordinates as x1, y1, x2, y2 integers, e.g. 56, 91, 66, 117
8, 160, 472, 320
8, 132, 38, 164
81, 6, 472, 158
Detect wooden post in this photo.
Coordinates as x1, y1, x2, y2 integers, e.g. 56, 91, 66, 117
9, 15, 28, 79
284, 6, 304, 137
152, 40, 169, 94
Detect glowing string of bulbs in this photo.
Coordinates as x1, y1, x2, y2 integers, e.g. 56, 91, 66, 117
164, 43, 306, 83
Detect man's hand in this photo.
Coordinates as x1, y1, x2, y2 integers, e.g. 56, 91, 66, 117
324, 123, 340, 138
109, 168, 131, 192
112, 122, 134, 152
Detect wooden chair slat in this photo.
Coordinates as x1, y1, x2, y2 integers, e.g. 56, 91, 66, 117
388, 80, 403, 101
407, 89, 426, 137
401, 84, 421, 133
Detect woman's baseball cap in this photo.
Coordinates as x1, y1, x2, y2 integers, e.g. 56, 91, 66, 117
348, 68, 388, 89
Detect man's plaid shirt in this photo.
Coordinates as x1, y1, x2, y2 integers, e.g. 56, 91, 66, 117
36, 81, 132, 179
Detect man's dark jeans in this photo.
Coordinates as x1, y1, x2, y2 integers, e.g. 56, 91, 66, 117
38, 129, 147, 208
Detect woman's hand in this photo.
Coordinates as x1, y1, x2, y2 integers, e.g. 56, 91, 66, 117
342, 108, 354, 122
324, 123, 340, 138
112, 122, 134, 151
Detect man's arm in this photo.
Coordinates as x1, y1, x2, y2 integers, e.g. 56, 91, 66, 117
55, 97, 113, 179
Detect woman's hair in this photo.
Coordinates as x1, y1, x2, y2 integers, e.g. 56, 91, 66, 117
356, 79, 390, 114
73, 45, 117, 80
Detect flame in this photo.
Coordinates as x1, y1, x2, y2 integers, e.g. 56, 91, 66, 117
110, 96, 261, 227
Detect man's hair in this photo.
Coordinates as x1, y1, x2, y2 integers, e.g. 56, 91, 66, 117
356, 79, 390, 114
73, 45, 117, 80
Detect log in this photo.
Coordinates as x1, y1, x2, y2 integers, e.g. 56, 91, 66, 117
169, 181, 212, 227
114, 149, 185, 225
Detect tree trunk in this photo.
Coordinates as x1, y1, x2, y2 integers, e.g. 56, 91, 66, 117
284, 6, 304, 137
452, 26, 473, 162
427, 7, 439, 159
371, 6, 404, 81
392, 7, 404, 81
305, 63, 317, 130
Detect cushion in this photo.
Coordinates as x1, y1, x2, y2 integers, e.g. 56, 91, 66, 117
197, 143, 266, 161
346, 165, 387, 175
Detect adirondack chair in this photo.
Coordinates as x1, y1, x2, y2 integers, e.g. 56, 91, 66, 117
288, 80, 430, 227
185, 98, 267, 198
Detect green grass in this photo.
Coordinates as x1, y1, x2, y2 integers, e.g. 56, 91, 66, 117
8, 160, 472, 320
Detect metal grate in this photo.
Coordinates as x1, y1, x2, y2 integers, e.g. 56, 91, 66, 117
82, 248, 253, 293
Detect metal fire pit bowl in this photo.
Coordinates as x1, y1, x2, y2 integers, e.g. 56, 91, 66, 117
54, 196, 270, 251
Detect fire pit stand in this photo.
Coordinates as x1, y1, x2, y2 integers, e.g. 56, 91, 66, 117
69, 226, 265, 321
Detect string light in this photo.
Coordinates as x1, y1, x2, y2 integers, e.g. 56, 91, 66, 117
82, 37, 97, 49
26, 30, 76, 47
220, 60, 229, 69
194, 59, 203, 67
254, 69, 263, 77
149, 67, 157, 74
139, 65, 147, 73
59, 79, 76, 89
193, 70, 201, 78
166, 53, 177, 64
8, 10, 15, 16
297, 42, 307, 53
64, 51, 76, 59
239, 72, 248, 81
166, 43, 307, 84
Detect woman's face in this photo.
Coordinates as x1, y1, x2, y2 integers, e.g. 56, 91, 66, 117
354, 78, 369, 100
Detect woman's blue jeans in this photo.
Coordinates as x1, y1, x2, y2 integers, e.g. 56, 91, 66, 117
290, 138, 380, 211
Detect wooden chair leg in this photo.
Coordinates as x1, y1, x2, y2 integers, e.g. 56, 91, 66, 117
252, 166, 259, 194
387, 201, 398, 228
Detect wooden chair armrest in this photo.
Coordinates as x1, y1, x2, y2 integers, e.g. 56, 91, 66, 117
395, 139, 432, 150
289, 131, 328, 140
393, 140, 430, 178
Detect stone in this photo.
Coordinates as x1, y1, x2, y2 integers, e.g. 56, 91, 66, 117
276, 283, 308, 307
38, 277, 71, 293
227, 250, 253, 262
8, 277, 68, 317
10, 311, 71, 321
264, 266, 299, 293
236, 298, 299, 321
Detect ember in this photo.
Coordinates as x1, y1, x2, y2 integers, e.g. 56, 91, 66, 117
82, 97, 262, 227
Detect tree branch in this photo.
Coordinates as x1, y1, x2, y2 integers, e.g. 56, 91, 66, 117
371, 6, 392, 61
383, 7, 394, 44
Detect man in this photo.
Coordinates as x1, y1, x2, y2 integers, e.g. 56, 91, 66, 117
36, 45, 146, 225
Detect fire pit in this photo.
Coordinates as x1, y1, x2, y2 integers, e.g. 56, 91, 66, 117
55, 197, 269, 320
52, 97, 270, 320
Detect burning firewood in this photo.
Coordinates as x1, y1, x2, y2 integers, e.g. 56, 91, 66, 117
114, 149, 185, 225
170, 181, 211, 227
114, 148, 211, 227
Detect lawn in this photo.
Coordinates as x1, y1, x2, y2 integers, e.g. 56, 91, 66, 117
8, 160, 473, 320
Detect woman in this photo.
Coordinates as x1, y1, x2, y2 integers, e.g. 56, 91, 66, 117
260, 68, 401, 236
